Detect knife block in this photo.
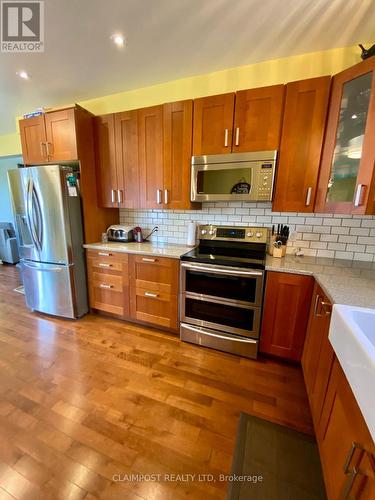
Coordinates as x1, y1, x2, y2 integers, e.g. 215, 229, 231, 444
271, 245, 286, 258
268, 235, 287, 257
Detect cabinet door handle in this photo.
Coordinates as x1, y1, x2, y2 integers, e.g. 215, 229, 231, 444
117, 189, 123, 203
313, 294, 321, 316
224, 129, 229, 147
354, 184, 364, 207
342, 467, 359, 499
321, 301, 331, 316
142, 257, 156, 262
45, 142, 52, 158
343, 442, 363, 474
156, 189, 162, 204
164, 189, 169, 204
305, 187, 313, 206
98, 252, 112, 256
111, 190, 116, 203
144, 291, 158, 298
98, 263, 112, 268
40, 142, 46, 159
99, 283, 113, 289
235, 127, 240, 146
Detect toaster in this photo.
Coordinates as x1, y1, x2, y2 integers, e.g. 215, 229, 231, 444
106, 225, 135, 242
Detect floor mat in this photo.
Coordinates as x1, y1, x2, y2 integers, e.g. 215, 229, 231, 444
14, 285, 25, 294
228, 413, 326, 500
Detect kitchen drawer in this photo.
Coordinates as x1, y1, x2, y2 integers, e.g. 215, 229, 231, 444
89, 258, 125, 272
86, 249, 129, 263
88, 272, 129, 316
130, 288, 178, 330
130, 255, 179, 294
92, 271, 123, 292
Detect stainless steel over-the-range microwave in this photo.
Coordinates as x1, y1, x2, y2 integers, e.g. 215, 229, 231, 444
190, 150, 277, 202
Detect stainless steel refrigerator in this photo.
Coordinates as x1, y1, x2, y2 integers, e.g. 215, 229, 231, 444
7, 165, 88, 318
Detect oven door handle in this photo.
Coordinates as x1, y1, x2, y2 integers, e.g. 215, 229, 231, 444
181, 323, 258, 343
181, 262, 263, 277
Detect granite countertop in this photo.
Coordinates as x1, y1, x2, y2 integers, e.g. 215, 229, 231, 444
83, 241, 194, 259
266, 254, 375, 309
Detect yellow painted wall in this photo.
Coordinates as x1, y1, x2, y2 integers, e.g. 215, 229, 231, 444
0, 44, 362, 157
0, 133, 22, 157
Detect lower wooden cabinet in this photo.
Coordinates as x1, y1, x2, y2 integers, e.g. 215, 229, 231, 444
86, 250, 129, 317
318, 358, 375, 500
86, 251, 179, 332
301, 282, 375, 499
302, 283, 334, 427
260, 271, 314, 361
129, 255, 179, 331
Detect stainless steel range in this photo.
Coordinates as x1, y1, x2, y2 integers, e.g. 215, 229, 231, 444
180, 225, 268, 359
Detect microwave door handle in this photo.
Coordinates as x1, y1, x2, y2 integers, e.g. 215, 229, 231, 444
181, 262, 263, 277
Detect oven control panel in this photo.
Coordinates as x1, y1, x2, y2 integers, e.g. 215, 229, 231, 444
199, 225, 268, 243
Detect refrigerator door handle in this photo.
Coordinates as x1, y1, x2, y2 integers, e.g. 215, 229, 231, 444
32, 183, 44, 251
26, 179, 41, 252
22, 262, 63, 272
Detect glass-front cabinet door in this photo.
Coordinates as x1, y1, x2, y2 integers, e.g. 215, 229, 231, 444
316, 58, 375, 214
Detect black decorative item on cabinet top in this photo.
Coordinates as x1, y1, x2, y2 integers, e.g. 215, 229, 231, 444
359, 43, 375, 60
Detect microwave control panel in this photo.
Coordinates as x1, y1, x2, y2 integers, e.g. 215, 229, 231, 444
256, 163, 274, 200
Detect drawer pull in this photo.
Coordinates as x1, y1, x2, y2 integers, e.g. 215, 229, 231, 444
98, 263, 112, 268
142, 257, 157, 263
99, 284, 113, 289
98, 252, 112, 256
144, 292, 158, 298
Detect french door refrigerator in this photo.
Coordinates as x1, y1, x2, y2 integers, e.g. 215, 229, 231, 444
7, 165, 88, 318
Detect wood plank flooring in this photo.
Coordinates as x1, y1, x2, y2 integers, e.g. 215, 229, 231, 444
0, 264, 313, 499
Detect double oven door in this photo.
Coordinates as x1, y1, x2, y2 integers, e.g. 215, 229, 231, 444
180, 261, 264, 338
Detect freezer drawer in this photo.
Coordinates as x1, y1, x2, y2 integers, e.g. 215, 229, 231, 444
180, 323, 258, 359
21, 261, 80, 318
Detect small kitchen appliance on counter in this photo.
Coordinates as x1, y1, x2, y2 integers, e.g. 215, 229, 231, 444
106, 225, 135, 242
180, 225, 268, 359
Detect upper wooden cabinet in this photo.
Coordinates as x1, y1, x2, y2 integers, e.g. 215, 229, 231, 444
20, 108, 78, 163
19, 115, 47, 164
233, 85, 285, 153
95, 100, 195, 210
192, 86, 285, 156
260, 271, 314, 361
163, 100, 194, 209
138, 105, 164, 209
316, 57, 375, 214
115, 110, 139, 209
193, 93, 235, 155
94, 111, 139, 209
273, 77, 331, 212
318, 358, 375, 500
44, 108, 78, 161
94, 114, 117, 208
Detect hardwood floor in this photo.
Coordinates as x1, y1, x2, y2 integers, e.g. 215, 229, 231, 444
0, 264, 313, 499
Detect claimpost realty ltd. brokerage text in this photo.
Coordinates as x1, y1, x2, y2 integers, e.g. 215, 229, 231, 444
112, 473, 264, 483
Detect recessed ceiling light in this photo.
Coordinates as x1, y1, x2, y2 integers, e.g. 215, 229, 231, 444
111, 33, 125, 48
17, 71, 30, 80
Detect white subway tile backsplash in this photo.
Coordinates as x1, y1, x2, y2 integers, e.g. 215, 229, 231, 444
119, 202, 375, 262
349, 227, 370, 236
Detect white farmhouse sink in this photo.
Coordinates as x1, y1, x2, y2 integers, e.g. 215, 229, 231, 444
329, 304, 375, 441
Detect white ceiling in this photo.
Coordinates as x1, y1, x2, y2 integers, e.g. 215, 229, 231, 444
0, 0, 374, 135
